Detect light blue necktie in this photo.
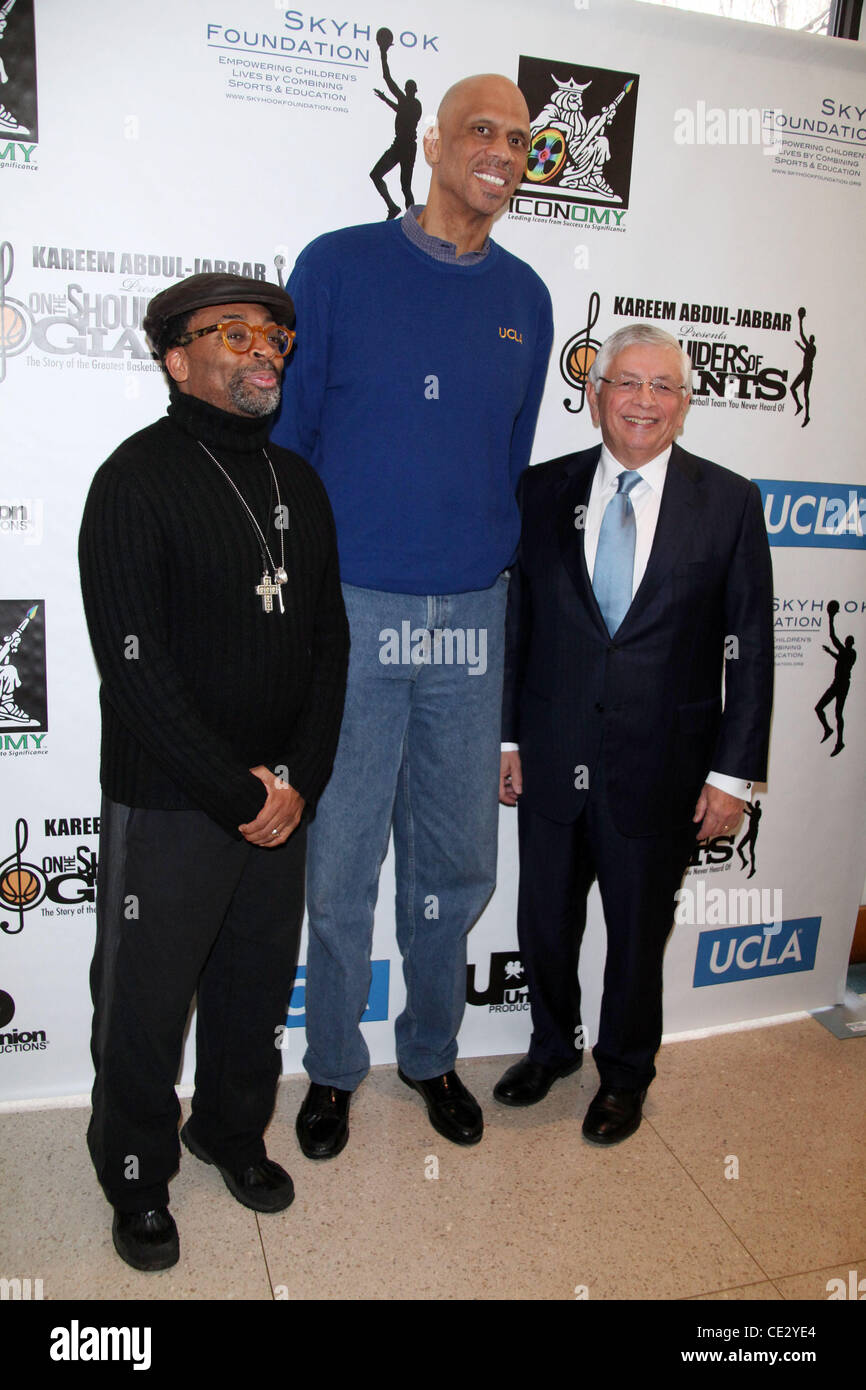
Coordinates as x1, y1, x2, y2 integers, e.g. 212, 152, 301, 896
592, 470, 642, 635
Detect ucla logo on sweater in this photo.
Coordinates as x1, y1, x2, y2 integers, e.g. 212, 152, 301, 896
498, 326, 523, 343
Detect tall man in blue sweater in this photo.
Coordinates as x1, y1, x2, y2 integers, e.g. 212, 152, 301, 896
272, 74, 553, 1154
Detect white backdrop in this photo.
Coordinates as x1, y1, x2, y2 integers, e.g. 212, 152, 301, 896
1, 0, 864, 1102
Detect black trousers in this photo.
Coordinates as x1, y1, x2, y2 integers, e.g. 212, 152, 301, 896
87, 797, 305, 1212
517, 764, 697, 1091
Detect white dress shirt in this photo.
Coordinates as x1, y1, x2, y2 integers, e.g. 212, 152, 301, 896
504, 444, 752, 804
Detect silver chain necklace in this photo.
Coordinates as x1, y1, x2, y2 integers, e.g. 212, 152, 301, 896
197, 442, 287, 613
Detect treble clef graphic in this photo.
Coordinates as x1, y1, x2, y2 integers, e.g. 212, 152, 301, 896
0, 240, 14, 385
0, 818, 46, 933
560, 290, 601, 414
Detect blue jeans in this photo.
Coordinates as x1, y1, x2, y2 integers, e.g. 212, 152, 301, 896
304, 577, 508, 1089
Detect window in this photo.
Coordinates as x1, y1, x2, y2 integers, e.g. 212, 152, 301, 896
632, 0, 832, 36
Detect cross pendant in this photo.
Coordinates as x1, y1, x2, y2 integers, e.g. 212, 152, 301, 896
255, 572, 284, 614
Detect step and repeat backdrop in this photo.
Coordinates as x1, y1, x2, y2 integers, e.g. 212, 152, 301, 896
1, 0, 864, 1101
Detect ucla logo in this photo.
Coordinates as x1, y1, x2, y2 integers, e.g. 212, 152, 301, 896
282, 960, 390, 1028
498, 326, 523, 343
754, 479, 866, 550
693, 917, 820, 987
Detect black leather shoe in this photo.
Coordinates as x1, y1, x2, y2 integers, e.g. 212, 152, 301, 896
581, 1086, 647, 1146
493, 1053, 583, 1107
296, 1082, 351, 1160
398, 1068, 483, 1146
112, 1207, 179, 1272
180, 1121, 294, 1212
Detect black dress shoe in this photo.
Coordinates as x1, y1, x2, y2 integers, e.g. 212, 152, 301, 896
398, 1068, 483, 1146
581, 1086, 647, 1146
112, 1207, 179, 1272
180, 1121, 294, 1212
296, 1082, 351, 1160
493, 1053, 583, 1107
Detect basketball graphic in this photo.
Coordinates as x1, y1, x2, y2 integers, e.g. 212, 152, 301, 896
0, 820, 49, 931
0, 864, 43, 908
563, 338, 597, 388
558, 293, 602, 416
0, 298, 31, 357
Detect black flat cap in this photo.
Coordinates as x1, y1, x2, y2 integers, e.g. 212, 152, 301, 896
143, 272, 295, 354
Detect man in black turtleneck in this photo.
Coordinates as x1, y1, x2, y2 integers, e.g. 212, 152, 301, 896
79, 274, 348, 1272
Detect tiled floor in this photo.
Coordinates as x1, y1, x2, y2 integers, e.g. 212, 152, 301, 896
1, 1018, 863, 1301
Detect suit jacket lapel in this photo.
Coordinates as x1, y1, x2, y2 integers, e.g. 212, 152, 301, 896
618, 443, 702, 634
555, 447, 607, 631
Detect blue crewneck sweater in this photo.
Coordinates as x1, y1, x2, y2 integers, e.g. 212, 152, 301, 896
272, 217, 553, 594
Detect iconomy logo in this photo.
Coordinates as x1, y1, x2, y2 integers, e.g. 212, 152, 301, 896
0, 599, 46, 737
284, 960, 390, 1028
0, 0, 38, 158
512, 56, 638, 227
559, 291, 601, 415
755, 481, 865, 549
693, 917, 819, 987
466, 950, 529, 1012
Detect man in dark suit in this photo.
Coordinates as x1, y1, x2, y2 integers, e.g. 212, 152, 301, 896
494, 324, 773, 1144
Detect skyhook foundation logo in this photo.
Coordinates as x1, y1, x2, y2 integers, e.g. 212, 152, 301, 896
206, 12, 439, 126
511, 56, 638, 231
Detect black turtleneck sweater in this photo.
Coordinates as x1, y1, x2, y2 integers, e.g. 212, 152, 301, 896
79, 388, 349, 837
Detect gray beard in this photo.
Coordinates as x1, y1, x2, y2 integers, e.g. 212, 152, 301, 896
227, 368, 281, 417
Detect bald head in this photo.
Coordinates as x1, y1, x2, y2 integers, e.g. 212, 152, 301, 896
420, 73, 530, 244
435, 74, 530, 135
